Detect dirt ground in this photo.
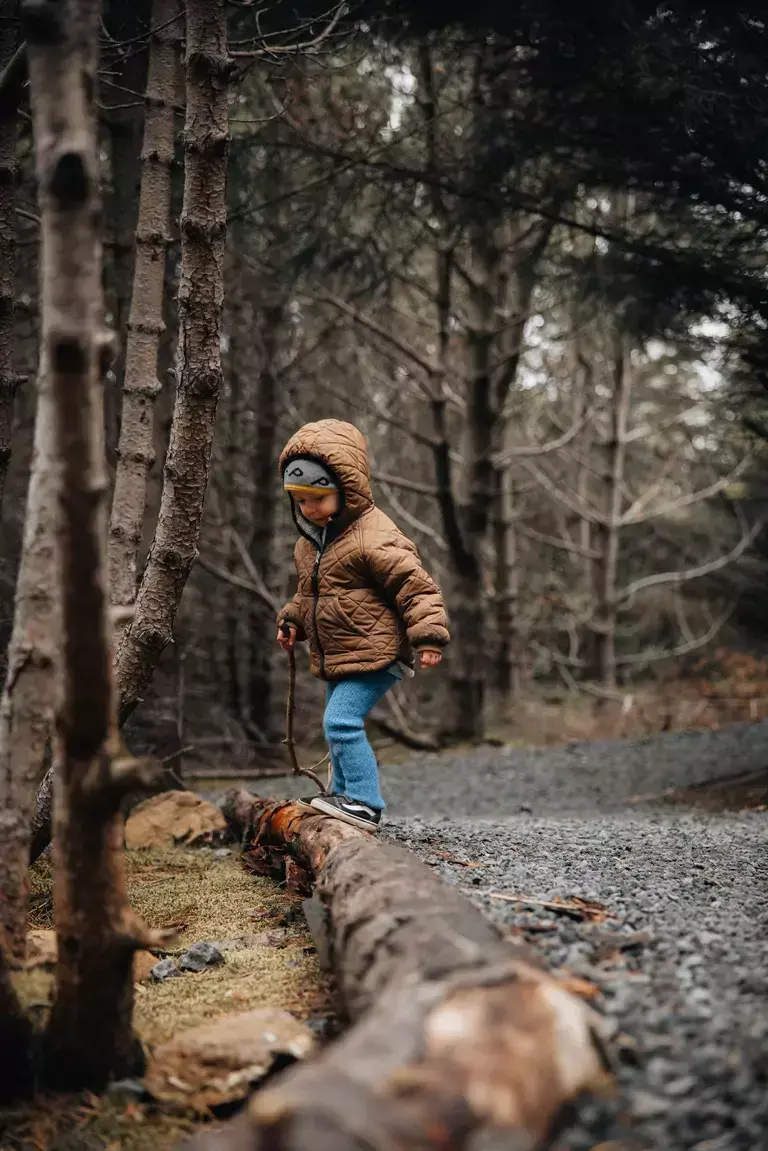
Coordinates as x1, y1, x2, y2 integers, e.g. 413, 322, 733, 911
2, 843, 334, 1151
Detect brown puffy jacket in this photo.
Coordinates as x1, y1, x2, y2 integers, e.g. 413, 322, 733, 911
277, 420, 450, 680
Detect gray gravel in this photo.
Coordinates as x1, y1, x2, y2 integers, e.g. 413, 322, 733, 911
246, 721, 768, 1150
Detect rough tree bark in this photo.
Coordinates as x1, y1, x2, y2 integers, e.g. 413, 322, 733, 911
185, 793, 607, 1151
591, 338, 630, 691
102, 0, 151, 461
108, 0, 184, 642
0, 10, 19, 523
116, 0, 230, 722
0, 5, 58, 966
0, 355, 59, 956
248, 301, 281, 731
24, 0, 160, 1090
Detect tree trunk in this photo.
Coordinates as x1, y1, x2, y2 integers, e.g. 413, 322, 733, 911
248, 303, 281, 732
0, 358, 60, 958
592, 338, 630, 691
102, 0, 152, 465
0, 12, 19, 525
186, 793, 606, 1151
108, 0, 184, 643
490, 259, 540, 701
116, 0, 230, 723
24, 0, 158, 1090
0, 3, 59, 970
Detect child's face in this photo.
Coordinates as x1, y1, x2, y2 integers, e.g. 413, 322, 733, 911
295, 491, 340, 527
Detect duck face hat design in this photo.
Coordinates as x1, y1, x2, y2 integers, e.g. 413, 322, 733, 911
283, 457, 339, 497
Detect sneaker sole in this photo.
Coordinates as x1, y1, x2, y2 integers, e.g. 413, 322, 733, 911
310, 796, 380, 832
295, 798, 317, 812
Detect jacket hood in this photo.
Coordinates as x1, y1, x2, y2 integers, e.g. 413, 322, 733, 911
280, 420, 373, 535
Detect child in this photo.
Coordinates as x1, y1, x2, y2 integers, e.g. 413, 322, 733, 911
276, 419, 449, 831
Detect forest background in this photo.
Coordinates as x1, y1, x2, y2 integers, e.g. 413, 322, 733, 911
3, 0, 768, 782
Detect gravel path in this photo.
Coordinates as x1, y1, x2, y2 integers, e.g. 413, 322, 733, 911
255, 721, 768, 1150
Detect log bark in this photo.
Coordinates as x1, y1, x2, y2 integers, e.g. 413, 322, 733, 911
24, 0, 160, 1090
184, 793, 607, 1151
0, 11, 19, 524
116, 0, 230, 723
108, 0, 184, 642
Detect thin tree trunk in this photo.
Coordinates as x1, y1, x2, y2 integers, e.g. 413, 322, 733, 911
108, 0, 184, 643
490, 259, 541, 700
0, 12, 20, 524
418, 43, 485, 742
248, 303, 281, 732
102, 0, 151, 465
24, 0, 158, 1090
0, 359, 60, 957
593, 338, 630, 690
116, 0, 230, 723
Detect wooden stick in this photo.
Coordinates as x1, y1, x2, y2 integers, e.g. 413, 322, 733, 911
280, 626, 326, 794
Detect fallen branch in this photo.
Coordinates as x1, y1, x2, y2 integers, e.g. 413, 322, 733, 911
184, 794, 608, 1151
369, 709, 440, 751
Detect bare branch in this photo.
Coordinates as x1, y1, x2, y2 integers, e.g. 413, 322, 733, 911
315, 292, 440, 383
519, 458, 607, 526
616, 518, 764, 604
230, 3, 348, 59
517, 523, 601, 560
372, 470, 438, 497
615, 602, 738, 666
494, 406, 595, 466
619, 458, 751, 526
197, 556, 278, 611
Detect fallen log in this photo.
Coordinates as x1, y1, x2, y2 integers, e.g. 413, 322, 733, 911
182, 792, 608, 1151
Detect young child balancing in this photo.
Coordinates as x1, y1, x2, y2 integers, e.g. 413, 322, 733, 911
276, 419, 450, 831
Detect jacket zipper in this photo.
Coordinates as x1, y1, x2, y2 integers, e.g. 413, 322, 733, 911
311, 537, 326, 678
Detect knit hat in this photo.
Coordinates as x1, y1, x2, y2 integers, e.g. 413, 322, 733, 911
283, 457, 339, 497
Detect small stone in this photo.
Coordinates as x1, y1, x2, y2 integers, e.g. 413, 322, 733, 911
213, 848, 232, 859
107, 1078, 148, 1100
664, 1075, 697, 1097
150, 958, 181, 982
178, 941, 225, 972
629, 1089, 672, 1118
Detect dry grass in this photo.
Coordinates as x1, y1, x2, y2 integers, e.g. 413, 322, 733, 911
5, 842, 335, 1150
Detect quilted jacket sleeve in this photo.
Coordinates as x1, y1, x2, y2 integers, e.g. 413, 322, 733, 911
276, 590, 306, 642
366, 534, 450, 650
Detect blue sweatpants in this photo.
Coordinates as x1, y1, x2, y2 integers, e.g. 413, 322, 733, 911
324, 669, 396, 811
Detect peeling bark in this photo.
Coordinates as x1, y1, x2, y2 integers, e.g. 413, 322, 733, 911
24, 0, 159, 1090
0, 11, 19, 523
184, 794, 607, 1151
116, 0, 230, 722
108, 0, 184, 641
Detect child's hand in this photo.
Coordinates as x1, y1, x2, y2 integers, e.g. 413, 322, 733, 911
277, 625, 296, 652
418, 648, 442, 669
